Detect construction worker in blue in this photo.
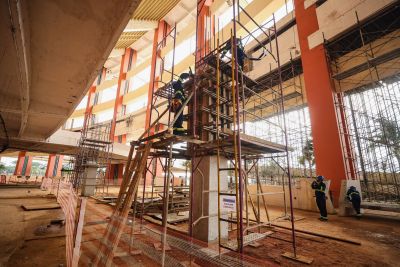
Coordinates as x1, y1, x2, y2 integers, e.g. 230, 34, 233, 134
346, 186, 362, 218
311, 175, 328, 221
171, 72, 190, 135
221, 38, 247, 70
220, 38, 267, 70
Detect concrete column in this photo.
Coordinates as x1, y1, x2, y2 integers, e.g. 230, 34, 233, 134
295, 0, 356, 206
81, 162, 98, 196
83, 68, 106, 129
14, 151, 32, 176
110, 48, 136, 142
144, 20, 170, 185
45, 154, 64, 177
45, 154, 56, 177
192, 156, 228, 243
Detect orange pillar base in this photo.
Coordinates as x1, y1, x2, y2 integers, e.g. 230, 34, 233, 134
295, 0, 352, 207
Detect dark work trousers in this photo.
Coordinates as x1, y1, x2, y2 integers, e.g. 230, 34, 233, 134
351, 195, 361, 214
173, 110, 184, 129
316, 193, 327, 218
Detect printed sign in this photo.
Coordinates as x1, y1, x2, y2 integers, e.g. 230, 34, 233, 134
221, 196, 236, 212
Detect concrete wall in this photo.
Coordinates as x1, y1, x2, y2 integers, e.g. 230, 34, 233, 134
308, 0, 396, 49
247, 178, 335, 214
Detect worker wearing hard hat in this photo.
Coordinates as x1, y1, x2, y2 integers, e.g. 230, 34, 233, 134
347, 186, 362, 219
311, 175, 328, 221
171, 72, 190, 135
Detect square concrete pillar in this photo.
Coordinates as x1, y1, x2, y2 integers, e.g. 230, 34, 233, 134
81, 162, 98, 196
192, 156, 228, 243
338, 179, 362, 216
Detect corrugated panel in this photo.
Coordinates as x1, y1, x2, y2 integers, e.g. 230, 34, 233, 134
132, 0, 181, 20
114, 0, 181, 48
115, 31, 147, 49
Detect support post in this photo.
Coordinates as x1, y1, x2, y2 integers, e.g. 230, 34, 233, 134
14, 151, 32, 176
144, 20, 170, 185
295, 0, 355, 206
45, 154, 64, 178
110, 48, 136, 142
192, 156, 228, 242
83, 68, 106, 129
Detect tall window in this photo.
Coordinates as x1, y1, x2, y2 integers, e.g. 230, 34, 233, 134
76, 96, 88, 110
129, 67, 151, 92
98, 85, 117, 103
96, 108, 114, 123
125, 95, 148, 114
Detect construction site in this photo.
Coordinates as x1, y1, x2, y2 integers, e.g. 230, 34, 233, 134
0, 0, 399, 266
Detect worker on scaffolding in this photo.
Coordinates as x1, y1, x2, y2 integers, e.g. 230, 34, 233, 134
347, 186, 362, 218
311, 175, 328, 221
171, 72, 191, 135
220, 37, 266, 71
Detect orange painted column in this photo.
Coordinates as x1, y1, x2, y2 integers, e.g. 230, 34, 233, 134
144, 20, 170, 184
14, 151, 32, 176
45, 154, 56, 177
110, 48, 136, 142
45, 154, 64, 177
295, 0, 353, 206
145, 20, 170, 130
83, 68, 106, 129
195, 0, 211, 62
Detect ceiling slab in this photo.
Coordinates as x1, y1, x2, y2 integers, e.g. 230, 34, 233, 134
0, 0, 143, 144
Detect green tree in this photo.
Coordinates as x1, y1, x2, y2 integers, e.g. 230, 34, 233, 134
0, 163, 6, 173
371, 118, 400, 167
298, 139, 315, 178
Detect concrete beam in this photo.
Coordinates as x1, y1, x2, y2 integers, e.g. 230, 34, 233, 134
7, 0, 31, 137
124, 19, 159, 32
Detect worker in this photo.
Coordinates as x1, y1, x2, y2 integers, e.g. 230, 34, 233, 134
346, 186, 362, 218
220, 38, 267, 70
171, 72, 190, 135
311, 175, 328, 221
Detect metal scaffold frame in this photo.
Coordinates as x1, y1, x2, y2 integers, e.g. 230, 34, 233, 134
68, 112, 113, 195
125, 0, 308, 264
325, 5, 400, 204
188, 0, 299, 256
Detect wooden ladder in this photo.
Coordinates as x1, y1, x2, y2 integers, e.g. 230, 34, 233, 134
93, 142, 152, 267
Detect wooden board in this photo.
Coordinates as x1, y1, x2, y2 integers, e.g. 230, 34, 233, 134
21, 203, 61, 211
282, 252, 313, 264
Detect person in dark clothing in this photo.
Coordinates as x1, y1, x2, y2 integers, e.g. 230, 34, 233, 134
346, 186, 362, 218
311, 175, 328, 221
221, 38, 247, 70
220, 38, 267, 70
171, 72, 190, 135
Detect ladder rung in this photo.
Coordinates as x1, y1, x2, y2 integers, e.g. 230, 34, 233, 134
219, 192, 236, 196
219, 168, 236, 171
219, 218, 238, 224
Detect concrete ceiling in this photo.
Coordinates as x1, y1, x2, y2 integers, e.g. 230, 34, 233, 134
0, 0, 142, 145
114, 0, 182, 49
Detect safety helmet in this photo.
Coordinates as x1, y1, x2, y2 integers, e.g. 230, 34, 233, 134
179, 72, 190, 81
350, 186, 356, 190
317, 175, 324, 181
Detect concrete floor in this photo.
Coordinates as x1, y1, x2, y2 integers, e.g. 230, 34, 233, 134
244, 206, 400, 266
0, 186, 399, 266
0, 187, 65, 266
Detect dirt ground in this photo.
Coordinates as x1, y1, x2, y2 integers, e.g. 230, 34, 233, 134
1, 185, 399, 266
241, 206, 400, 266
0, 187, 66, 267
80, 197, 400, 266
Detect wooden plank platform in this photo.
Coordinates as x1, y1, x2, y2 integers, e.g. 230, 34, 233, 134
282, 252, 313, 264
221, 232, 272, 251
199, 130, 286, 156
21, 203, 61, 211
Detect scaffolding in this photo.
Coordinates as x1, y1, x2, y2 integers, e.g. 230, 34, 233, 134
128, 0, 300, 261
69, 113, 113, 194
326, 5, 400, 203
